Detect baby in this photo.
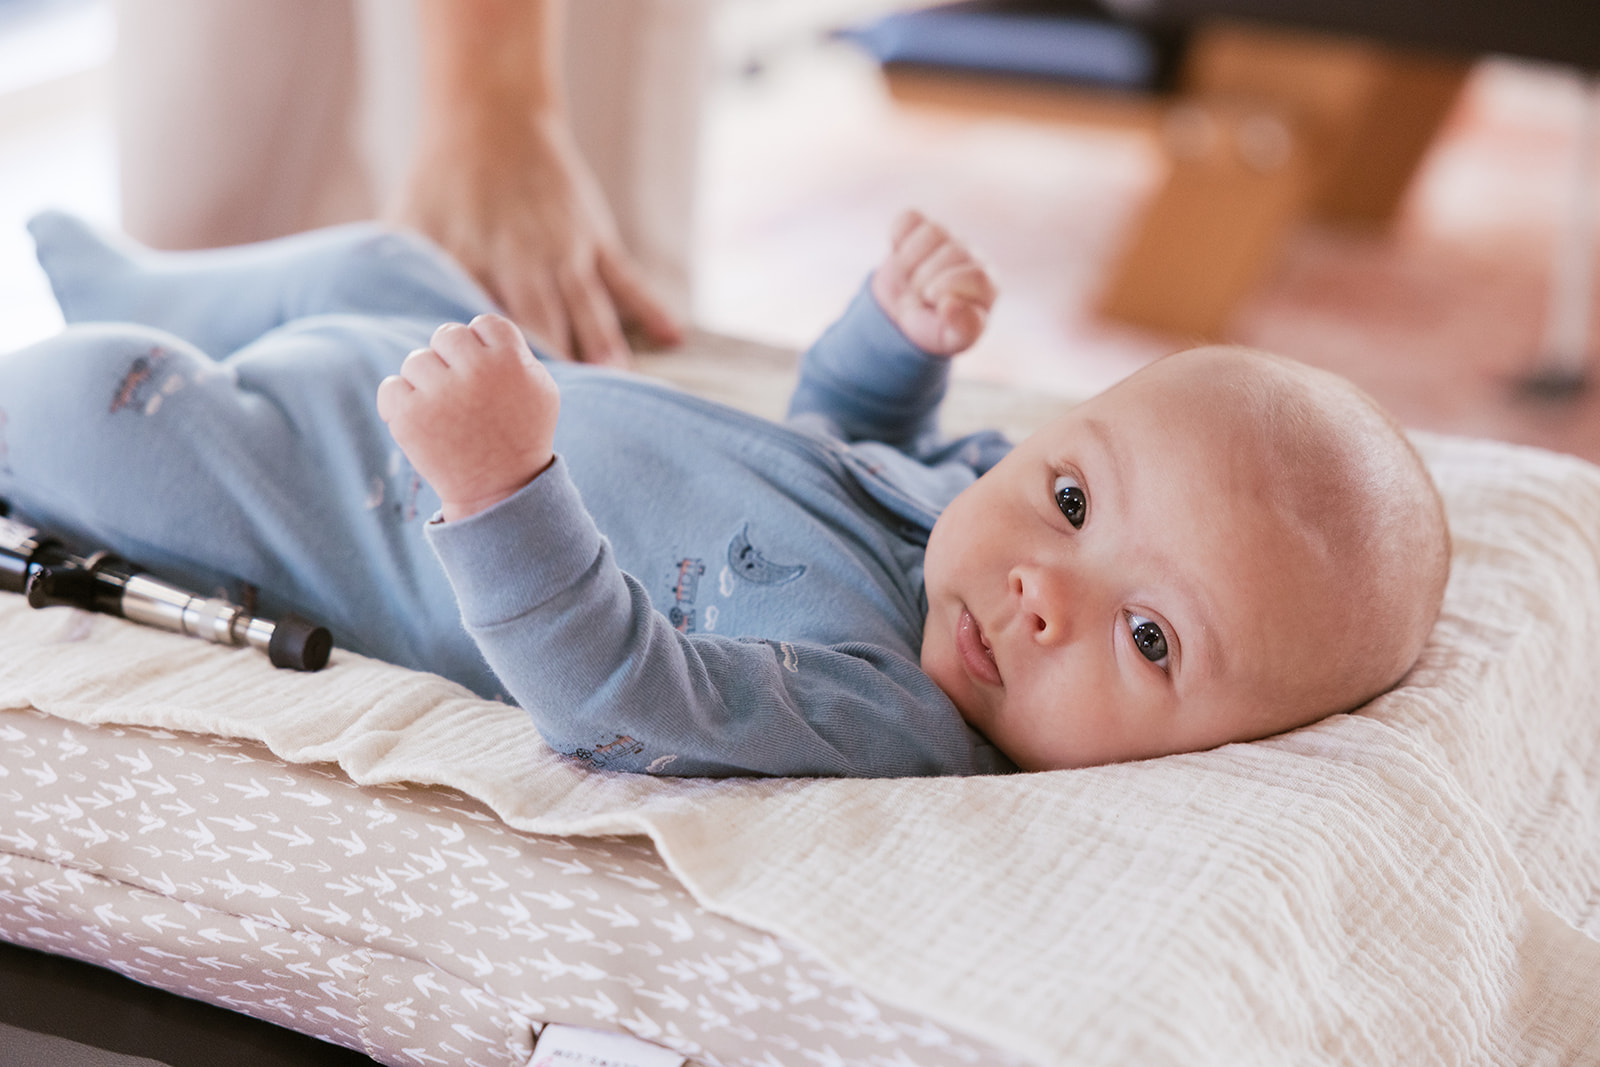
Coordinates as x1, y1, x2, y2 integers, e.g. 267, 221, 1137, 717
0, 210, 1448, 777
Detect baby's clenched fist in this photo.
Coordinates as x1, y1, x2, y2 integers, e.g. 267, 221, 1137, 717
871, 210, 997, 358
376, 313, 559, 522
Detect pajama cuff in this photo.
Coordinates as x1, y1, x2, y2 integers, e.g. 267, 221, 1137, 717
424, 454, 605, 629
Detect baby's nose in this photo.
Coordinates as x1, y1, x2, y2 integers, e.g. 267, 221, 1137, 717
1010, 565, 1071, 645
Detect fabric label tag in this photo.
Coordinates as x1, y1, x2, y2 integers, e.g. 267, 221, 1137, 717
527, 1023, 685, 1067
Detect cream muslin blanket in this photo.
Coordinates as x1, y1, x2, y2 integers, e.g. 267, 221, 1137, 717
3, 395, 1600, 1064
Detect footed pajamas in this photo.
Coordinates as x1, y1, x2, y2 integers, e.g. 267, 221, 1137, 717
0, 213, 1017, 777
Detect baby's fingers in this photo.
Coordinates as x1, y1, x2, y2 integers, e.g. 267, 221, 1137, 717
888, 208, 928, 250
468, 312, 537, 363
925, 260, 998, 311
375, 373, 413, 424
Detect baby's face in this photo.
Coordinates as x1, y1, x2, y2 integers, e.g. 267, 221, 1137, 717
921, 359, 1350, 771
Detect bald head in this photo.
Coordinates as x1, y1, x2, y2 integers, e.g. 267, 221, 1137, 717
1156, 345, 1450, 720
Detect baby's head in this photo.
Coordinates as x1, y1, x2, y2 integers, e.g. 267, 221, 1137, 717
922, 345, 1449, 771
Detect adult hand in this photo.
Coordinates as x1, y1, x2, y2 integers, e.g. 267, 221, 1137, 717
390, 114, 682, 367
390, 0, 682, 367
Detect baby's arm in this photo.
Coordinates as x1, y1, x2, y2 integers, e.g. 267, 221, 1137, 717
870, 210, 996, 358
786, 211, 996, 447
376, 313, 558, 522
425, 463, 1004, 777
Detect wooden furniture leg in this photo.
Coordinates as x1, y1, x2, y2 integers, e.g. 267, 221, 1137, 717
1097, 22, 1470, 339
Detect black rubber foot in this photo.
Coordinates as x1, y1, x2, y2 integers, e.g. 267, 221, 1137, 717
1514, 366, 1588, 400
267, 613, 333, 671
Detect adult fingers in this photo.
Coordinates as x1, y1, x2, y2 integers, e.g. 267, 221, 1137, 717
494, 265, 573, 361
558, 263, 631, 367
598, 247, 683, 349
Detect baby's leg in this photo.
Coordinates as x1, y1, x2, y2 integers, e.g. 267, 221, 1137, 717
28, 211, 500, 359
0, 317, 498, 696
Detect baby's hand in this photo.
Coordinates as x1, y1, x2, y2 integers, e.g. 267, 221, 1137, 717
871, 209, 997, 357
376, 313, 559, 522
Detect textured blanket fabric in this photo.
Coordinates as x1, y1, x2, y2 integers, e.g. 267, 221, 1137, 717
3, 423, 1600, 1065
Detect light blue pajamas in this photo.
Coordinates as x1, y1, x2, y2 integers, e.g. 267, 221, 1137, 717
0, 213, 1017, 777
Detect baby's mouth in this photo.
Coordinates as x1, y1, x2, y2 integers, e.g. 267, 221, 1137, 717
957, 609, 1003, 687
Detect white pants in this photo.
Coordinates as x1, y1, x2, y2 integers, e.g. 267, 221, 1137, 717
112, 0, 711, 314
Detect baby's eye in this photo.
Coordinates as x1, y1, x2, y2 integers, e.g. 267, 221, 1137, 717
1128, 613, 1169, 667
1053, 475, 1086, 529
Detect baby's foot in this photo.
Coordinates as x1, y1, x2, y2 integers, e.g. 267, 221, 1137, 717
27, 211, 143, 325
870, 210, 997, 357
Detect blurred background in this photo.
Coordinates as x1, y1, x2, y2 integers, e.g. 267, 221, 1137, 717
3, 0, 1599, 459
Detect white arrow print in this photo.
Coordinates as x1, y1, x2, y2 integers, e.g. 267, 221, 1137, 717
92, 903, 130, 927
284, 789, 332, 807
543, 856, 593, 877
0, 829, 38, 850
442, 845, 488, 869
228, 842, 273, 863
330, 831, 366, 857
469, 871, 510, 893
22, 763, 56, 787
383, 998, 419, 1027
305, 902, 354, 926
412, 972, 451, 998
197, 927, 247, 944
226, 779, 271, 800
637, 986, 692, 1012
622, 1008, 664, 1039
116, 750, 153, 774
326, 955, 365, 980
363, 802, 397, 828
194, 956, 243, 972
268, 826, 315, 847
210, 814, 258, 833
547, 919, 595, 943
605, 871, 662, 891
48, 796, 84, 822
313, 1002, 360, 1024
574, 990, 619, 1020
408, 849, 447, 875
456, 948, 495, 979
587, 904, 640, 929
652, 913, 695, 943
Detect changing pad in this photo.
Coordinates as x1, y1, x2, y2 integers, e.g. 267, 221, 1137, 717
3, 342, 1600, 1065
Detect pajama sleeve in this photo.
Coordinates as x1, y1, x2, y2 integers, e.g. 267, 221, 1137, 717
426, 458, 1007, 778
785, 278, 950, 450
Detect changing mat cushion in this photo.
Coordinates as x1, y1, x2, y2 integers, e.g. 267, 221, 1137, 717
0, 706, 1008, 1066
4, 426, 1600, 1066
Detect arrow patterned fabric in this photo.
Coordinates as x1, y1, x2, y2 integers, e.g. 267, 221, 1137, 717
0, 707, 1013, 1066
